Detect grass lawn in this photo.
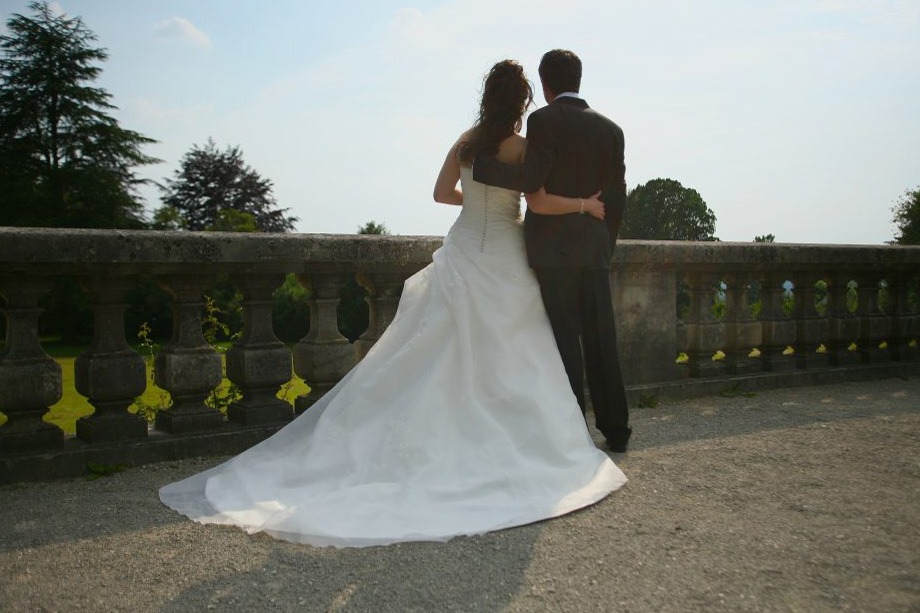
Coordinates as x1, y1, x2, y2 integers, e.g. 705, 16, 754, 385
0, 340, 310, 435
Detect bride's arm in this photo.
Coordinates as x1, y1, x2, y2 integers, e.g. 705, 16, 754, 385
525, 189, 605, 220
433, 139, 464, 206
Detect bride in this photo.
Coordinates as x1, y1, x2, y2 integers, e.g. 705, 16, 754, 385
159, 60, 627, 548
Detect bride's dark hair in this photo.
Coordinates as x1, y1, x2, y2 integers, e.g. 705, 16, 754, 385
457, 60, 533, 165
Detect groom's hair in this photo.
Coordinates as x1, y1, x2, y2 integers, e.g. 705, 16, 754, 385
538, 49, 582, 95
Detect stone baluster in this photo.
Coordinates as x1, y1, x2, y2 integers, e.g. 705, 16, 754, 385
293, 273, 354, 414
686, 271, 726, 377
0, 276, 64, 453
225, 274, 293, 425
760, 274, 797, 372
723, 274, 762, 374
154, 275, 224, 433
354, 272, 404, 361
74, 276, 148, 443
858, 275, 892, 364
890, 272, 919, 361
827, 274, 860, 366
794, 274, 829, 369
674, 276, 691, 378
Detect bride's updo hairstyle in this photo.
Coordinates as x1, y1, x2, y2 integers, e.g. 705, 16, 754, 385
457, 60, 533, 165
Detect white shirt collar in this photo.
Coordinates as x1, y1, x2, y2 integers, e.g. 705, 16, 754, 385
554, 91, 581, 100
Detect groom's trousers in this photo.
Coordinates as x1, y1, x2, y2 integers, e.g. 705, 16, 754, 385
534, 266, 629, 435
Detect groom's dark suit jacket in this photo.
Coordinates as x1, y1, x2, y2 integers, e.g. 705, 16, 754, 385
473, 96, 626, 269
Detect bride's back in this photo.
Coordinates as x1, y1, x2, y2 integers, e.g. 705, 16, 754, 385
447, 165, 524, 257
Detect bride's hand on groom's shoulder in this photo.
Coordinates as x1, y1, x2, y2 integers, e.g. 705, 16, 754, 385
584, 191, 605, 221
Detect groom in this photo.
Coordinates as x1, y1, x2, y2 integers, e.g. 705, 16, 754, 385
474, 49, 631, 452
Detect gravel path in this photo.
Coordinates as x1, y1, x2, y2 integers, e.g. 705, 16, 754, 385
1, 378, 919, 612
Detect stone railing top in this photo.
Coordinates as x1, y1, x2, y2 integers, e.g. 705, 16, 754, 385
613, 239, 920, 271
1, 228, 919, 276
0, 228, 444, 276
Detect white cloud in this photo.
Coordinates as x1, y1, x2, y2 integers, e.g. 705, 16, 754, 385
48, 2, 65, 16
153, 17, 210, 48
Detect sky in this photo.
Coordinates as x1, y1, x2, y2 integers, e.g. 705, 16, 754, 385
2, 0, 918, 244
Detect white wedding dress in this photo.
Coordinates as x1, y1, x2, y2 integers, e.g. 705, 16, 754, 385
160, 167, 627, 547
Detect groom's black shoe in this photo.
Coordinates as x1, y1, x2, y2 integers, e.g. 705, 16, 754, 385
604, 426, 632, 453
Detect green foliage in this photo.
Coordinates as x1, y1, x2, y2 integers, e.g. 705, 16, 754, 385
358, 220, 390, 235
877, 280, 890, 313
39, 277, 92, 344
720, 383, 757, 398
0, 337, 308, 432
754, 234, 776, 243
200, 296, 243, 414
637, 394, 659, 409
207, 209, 258, 232
748, 281, 763, 319
712, 281, 727, 319
150, 205, 187, 231
202, 294, 237, 346
891, 186, 920, 245
338, 277, 369, 343
124, 277, 172, 341
131, 321, 166, 422
86, 461, 127, 480
781, 281, 796, 316
205, 279, 243, 342
846, 280, 859, 313
272, 273, 310, 343
0, 2, 158, 229
908, 278, 920, 313
131, 296, 244, 420
621, 178, 717, 241
814, 280, 828, 317
157, 138, 296, 232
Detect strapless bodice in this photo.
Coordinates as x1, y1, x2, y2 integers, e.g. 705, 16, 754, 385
445, 166, 523, 255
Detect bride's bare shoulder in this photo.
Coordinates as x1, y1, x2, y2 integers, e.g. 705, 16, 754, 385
496, 133, 526, 164
456, 128, 475, 147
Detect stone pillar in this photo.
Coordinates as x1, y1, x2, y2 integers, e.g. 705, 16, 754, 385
613, 268, 679, 384
225, 274, 293, 425
293, 273, 354, 414
0, 276, 64, 453
827, 274, 861, 366
760, 274, 797, 372
859, 275, 892, 364
794, 274, 830, 369
674, 277, 691, 379
685, 271, 726, 377
354, 272, 404, 362
723, 274, 762, 374
74, 276, 148, 443
154, 275, 224, 433
890, 272, 919, 361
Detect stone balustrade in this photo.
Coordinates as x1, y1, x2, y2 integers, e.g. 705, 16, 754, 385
1, 228, 918, 481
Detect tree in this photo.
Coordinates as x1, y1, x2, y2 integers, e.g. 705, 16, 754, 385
891, 186, 920, 245
207, 209, 258, 233
754, 234, 775, 243
0, 2, 158, 228
620, 178, 717, 241
157, 139, 297, 232
358, 220, 389, 235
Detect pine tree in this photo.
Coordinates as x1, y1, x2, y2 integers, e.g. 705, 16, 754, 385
157, 139, 297, 232
0, 2, 158, 228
